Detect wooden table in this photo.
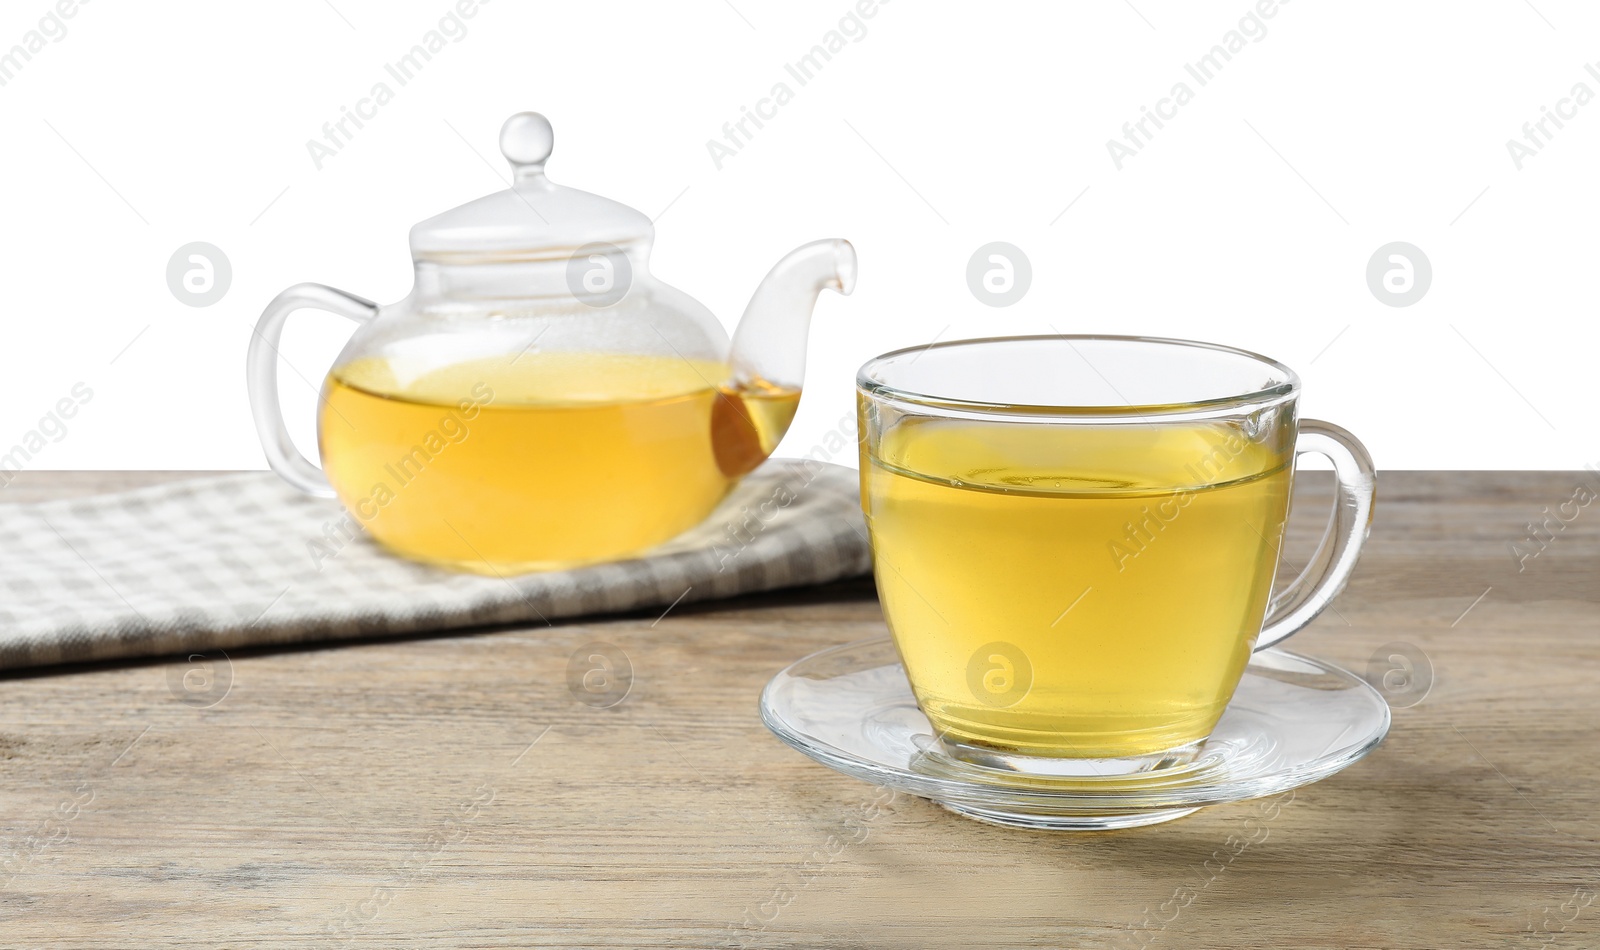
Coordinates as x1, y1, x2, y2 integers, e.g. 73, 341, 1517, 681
1, 471, 1596, 948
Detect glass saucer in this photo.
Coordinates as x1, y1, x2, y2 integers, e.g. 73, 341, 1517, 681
760, 639, 1390, 831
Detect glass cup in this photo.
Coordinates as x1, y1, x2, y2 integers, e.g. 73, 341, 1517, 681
856, 335, 1375, 776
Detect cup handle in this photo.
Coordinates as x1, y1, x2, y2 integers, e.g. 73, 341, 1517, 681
1253, 419, 1376, 651
246, 283, 377, 498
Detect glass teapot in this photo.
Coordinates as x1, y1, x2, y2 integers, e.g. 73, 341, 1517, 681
247, 112, 856, 574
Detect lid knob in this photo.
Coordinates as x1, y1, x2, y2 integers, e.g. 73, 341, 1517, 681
500, 112, 554, 179
408, 111, 654, 258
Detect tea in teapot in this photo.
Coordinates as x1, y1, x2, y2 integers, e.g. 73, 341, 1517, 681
317, 351, 798, 568
247, 112, 853, 573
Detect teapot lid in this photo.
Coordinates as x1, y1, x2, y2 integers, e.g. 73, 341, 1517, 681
408, 112, 653, 261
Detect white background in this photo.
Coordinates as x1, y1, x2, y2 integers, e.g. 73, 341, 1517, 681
1, 0, 1596, 472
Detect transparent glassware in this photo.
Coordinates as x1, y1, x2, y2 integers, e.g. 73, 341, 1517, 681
246, 112, 855, 573
761, 638, 1390, 830
853, 335, 1377, 776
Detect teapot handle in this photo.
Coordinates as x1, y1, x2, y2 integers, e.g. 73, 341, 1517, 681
246, 283, 378, 498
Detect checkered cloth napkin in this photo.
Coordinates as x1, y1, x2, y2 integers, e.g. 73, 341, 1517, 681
0, 460, 870, 671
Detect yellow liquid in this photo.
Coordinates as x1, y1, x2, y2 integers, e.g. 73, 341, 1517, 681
319, 352, 799, 573
862, 415, 1293, 759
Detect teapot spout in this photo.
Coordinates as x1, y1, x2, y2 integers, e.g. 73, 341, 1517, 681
727, 239, 856, 391
710, 239, 854, 479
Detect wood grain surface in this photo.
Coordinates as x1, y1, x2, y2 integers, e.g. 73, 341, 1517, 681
1, 470, 1596, 949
